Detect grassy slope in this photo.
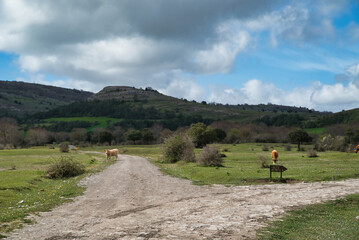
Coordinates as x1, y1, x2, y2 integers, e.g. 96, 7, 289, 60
0, 147, 111, 236
0, 80, 93, 117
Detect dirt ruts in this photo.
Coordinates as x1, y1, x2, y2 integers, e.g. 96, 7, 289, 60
7, 155, 359, 239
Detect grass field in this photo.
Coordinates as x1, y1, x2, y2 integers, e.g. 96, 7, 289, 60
1, 143, 359, 238
86, 144, 359, 239
91, 143, 359, 186
0, 147, 111, 236
257, 194, 359, 240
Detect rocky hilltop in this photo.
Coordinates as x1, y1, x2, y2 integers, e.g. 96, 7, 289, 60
89, 86, 175, 101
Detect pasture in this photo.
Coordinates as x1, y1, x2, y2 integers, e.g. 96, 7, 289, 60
0, 147, 111, 236
93, 143, 359, 186
1, 143, 359, 238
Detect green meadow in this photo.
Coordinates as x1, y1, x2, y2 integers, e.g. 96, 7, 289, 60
1, 144, 359, 238
257, 194, 359, 240
44, 117, 123, 130
92, 143, 359, 185
0, 147, 112, 236
305, 127, 325, 134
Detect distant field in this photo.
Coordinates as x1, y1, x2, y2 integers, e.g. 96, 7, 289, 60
305, 127, 325, 134
45, 117, 122, 130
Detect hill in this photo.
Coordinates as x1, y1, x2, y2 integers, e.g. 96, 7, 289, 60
1, 81, 346, 131
28, 85, 327, 131
316, 108, 359, 126
0, 80, 93, 117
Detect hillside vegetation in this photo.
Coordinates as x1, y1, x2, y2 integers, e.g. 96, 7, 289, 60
0, 80, 93, 118
2, 81, 359, 137
25, 85, 328, 132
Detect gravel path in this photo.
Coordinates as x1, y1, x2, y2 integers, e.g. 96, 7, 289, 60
7, 155, 359, 240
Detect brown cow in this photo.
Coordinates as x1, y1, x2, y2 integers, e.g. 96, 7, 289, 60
105, 149, 119, 160
271, 150, 279, 164
355, 145, 359, 153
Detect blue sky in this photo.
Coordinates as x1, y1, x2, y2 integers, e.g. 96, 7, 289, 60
1, 0, 359, 112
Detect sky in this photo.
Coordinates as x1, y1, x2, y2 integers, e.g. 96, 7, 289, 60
1, 0, 359, 112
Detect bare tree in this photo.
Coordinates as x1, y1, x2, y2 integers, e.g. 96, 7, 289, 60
0, 118, 23, 147
25, 128, 51, 146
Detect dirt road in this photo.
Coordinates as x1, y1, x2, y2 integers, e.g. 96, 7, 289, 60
8, 155, 359, 239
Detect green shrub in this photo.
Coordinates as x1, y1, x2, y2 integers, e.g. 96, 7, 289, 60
162, 134, 195, 163
262, 145, 269, 151
59, 142, 69, 153
307, 149, 318, 158
197, 146, 223, 167
284, 145, 292, 151
46, 156, 85, 179
258, 155, 270, 168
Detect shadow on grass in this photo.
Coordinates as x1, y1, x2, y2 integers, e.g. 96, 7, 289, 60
241, 178, 303, 184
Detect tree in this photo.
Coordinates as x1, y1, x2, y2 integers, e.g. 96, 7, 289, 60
187, 123, 216, 148
70, 128, 87, 144
141, 128, 154, 144
213, 128, 226, 142
226, 128, 241, 143
25, 128, 51, 146
344, 128, 359, 144
112, 126, 125, 144
288, 129, 313, 151
125, 129, 142, 144
98, 131, 113, 145
0, 118, 23, 147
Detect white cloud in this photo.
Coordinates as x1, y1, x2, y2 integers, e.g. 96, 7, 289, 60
208, 79, 359, 112
158, 78, 206, 102
311, 82, 359, 105
347, 63, 359, 76
194, 30, 250, 74
1, 0, 358, 113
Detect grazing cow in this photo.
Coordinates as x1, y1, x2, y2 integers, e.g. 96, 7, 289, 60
271, 150, 279, 164
105, 149, 119, 160
355, 145, 359, 153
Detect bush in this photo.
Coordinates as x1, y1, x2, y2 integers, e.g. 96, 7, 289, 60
197, 146, 223, 167
262, 145, 269, 151
284, 145, 292, 151
46, 156, 85, 179
59, 142, 69, 153
307, 149, 318, 158
162, 134, 195, 163
258, 155, 270, 168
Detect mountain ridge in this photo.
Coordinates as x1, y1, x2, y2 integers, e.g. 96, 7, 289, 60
2, 80, 359, 129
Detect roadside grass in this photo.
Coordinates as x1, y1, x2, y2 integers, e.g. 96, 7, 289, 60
257, 194, 359, 240
0, 147, 111, 236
